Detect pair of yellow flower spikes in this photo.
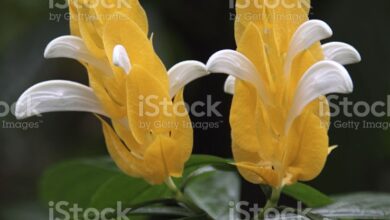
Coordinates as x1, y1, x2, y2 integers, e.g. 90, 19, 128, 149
16, 0, 361, 189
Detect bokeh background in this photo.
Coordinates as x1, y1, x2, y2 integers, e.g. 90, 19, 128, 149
1, 0, 390, 219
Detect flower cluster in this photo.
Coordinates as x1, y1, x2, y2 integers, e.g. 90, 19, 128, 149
16, 0, 360, 189
16, 0, 209, 184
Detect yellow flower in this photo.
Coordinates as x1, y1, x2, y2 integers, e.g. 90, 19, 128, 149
207, 0, 361, 188
16, 1, 209, 184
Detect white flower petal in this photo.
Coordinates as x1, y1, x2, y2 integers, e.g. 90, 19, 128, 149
15, 80, 107, 119
113, 45, 132, 74
285, 20, 333, 75
207, 49, 270, 104
44, 36, 112, 74
168, 61, 209, 98
224, 76, 236, 95
285, 60, 353, 133
322, 42, 361, 65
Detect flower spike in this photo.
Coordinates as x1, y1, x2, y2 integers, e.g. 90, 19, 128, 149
221, 1, 360, 188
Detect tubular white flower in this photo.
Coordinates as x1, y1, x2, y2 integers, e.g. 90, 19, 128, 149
284, 20, 333, 76
113, 45, 132, 74
322, 42, 361, 65
15, 80, 107, 119
285, 60, 353, 133
44, 36, 112, 74
224, 76, 236, 95
207, 49, 270, 104
168, 61, 209, 98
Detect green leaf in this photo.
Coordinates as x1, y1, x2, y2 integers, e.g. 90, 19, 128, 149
283, 183, 333, 208
313, 192, 390, 219
184, 155, 235, 171
129, 206, 190, 217
174, 214, 209, 220
40, 158, 175, 217
179, 154, 237, 191
272, 206, 325, 220
90, 175, 171, 210
180, 166, 217, 191
184, 170, 241, 220
40, 155, 240, 219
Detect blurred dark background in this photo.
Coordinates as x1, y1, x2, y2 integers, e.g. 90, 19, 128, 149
0, 0, 389, 219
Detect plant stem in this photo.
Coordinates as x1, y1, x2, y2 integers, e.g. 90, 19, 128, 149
165, 177, 180, 193
165, 177, 203, 214
258, 187, 282, 220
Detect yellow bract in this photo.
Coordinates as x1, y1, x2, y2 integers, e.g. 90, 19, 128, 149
69, 0, 148, 57
231, 0, 332, 188
69, 0, 193, 184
